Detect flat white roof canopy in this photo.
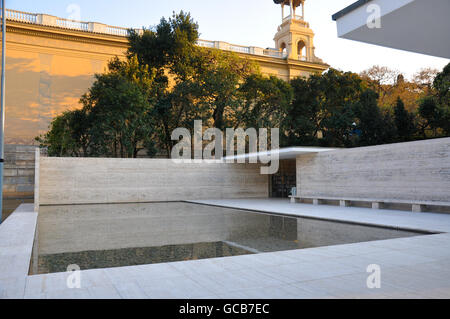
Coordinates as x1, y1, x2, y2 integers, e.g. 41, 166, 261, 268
224, 147, 336, 161
332, 0, 450, 59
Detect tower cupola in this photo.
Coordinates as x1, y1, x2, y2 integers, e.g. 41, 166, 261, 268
273, 0, 322, 63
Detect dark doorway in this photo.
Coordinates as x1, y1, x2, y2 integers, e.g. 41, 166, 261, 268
270, 159, 296, 198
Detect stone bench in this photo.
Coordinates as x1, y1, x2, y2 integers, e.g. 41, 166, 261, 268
289, 195, 450, 213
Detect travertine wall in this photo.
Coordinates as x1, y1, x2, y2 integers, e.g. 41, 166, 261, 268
37, 157, 268, 205
296, 138, 450, 202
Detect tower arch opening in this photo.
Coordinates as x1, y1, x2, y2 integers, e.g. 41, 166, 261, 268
297, 40, 306, 60
280, 42, 288, 56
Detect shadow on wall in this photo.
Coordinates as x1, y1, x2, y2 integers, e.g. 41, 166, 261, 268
5, 57, 100, 144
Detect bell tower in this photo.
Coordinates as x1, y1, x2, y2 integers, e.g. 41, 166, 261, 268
273, 0, 321, 63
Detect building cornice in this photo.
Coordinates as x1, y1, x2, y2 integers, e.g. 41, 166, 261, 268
4, 21, 129, 49
4, 14, 329, 76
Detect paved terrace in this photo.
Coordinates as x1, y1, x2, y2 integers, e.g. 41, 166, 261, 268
1, 199, 450, 299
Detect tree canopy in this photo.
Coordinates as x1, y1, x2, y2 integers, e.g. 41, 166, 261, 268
37, 11, 450, 157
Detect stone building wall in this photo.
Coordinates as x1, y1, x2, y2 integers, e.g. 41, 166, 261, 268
296, 138, 450, 202
4, 145, 36, 199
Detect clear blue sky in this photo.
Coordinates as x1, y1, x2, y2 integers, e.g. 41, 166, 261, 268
7, 0, 449, 78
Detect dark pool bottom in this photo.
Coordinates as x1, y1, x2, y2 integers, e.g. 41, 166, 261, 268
35, 241, 252, 274
30, 202, 426, 275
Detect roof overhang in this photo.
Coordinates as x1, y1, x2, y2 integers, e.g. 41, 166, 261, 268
223, 146, 336, 161
332, 0, 450, 59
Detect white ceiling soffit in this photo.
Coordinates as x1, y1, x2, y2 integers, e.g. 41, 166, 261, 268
333, 0, 450, 59
223, 147, 337, 161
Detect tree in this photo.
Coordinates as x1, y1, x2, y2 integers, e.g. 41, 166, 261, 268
81, 73, 153, 158
284, 76, 320, 146
353, 90, 395, 146
360, 65, 400, 107
286, 69, 403, 148
37, 55, 156, 158
361, 65, 427, 113
417, 63, 450, 137
127, 11, 285, 156
186, 48, 257, 131
128, 11, 199, 79
285, 69, 366, 147
433, 63, 450, 135
126, 11, 202, 155
41, 12, 449, 157
418, 96, 440, 137
413, 67, 439, 95
36, 109, 92, 157
394, 97, 416, 142
237, 74, 293, 130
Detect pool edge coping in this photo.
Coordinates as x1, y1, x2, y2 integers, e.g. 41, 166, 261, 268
3, 200, 450, 298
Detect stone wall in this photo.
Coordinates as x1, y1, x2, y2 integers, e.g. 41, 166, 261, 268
37, 156, 269, 205
296, 138, 450, 202
4, 145, 36, 199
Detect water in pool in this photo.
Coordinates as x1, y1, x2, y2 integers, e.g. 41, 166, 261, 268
30, 202, 421, 274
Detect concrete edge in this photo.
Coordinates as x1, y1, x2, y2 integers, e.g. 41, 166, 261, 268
185, 199, 445, 235
0, 203, 37, 298
34, 148, 40, 212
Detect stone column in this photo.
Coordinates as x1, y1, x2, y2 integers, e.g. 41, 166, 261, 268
88, 22, 107, 34
37, 14, 57, 27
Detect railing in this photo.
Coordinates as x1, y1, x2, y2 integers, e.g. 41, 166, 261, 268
264, 48, 287, 58
283, 14, 304, 22
197, 39, 289, 60
105, 26, 130, 37
197, 39, 215, 49
56, 18, 89, 31
2, 8, 134, 37
227, 44, 251, 54
1, 8, 37, 24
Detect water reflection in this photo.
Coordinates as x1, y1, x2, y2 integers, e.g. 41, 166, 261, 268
31, 202, 420, 274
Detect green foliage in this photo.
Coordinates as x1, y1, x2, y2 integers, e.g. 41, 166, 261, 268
237, 74, 293, 130
37, 15, 450, 157
353, 90, 395, 146
37, 55, 155, 158
37, 11, 285, 157
286, 69, 366, 147
128, 11, 199, 80
80, 72, 153, 158
433, 63, 450, 136
394, 97, 416, 142
36, 109, 91, 157
434, 63, 450, 109
416, 63, 450, 138
284, 77, 319, 146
